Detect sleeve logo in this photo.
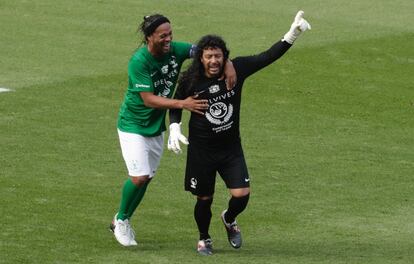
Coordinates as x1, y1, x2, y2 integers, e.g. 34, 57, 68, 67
135, 84, 150, 88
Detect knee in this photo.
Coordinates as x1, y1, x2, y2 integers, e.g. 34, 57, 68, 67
195, 196, 214, 210
230, 188, 250, 198
197, 195, 213, 201
197, 195, 213, 200
130, 175, 150, 187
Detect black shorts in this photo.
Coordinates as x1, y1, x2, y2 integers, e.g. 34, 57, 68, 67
184, 142, 250, 196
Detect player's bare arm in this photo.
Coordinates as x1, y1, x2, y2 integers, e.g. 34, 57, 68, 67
140, 91, 208, 114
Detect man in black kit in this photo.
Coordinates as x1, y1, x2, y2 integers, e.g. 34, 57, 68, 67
168, 11, 311, 255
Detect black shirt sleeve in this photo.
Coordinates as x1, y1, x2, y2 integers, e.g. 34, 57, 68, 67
234, 40, 292, 80
169, 107, 183, 124
169, 79, 188, 124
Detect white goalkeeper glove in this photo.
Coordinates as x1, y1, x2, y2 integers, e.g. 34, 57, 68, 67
167, 122, 189, 154
282, 10, 311, 44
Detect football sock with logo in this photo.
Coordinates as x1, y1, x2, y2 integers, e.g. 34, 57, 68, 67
126, 181, 149, 219
117, 178, 140, 221
224, 194, 250, 224
194, 197, 213, 240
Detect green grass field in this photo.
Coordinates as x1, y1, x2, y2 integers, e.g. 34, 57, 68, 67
1, 0, 413, 263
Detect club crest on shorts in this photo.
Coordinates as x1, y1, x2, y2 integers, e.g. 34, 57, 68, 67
190, 178, 197, 189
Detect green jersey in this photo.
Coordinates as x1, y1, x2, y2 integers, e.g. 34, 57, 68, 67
117, 41, 192, 136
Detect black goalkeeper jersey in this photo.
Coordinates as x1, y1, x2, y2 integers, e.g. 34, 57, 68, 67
170, 40, 292, 148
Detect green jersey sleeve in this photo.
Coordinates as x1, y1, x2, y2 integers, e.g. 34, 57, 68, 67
128, 55, 153, 93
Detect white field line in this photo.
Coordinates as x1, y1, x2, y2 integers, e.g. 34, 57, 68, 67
0, 87, 13, 93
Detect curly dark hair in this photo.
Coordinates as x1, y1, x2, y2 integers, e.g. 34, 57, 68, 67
177, 34, 230, 97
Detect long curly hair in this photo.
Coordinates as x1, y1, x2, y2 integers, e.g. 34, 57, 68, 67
177, 34, 230, 97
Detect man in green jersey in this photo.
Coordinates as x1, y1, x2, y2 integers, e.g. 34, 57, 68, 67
110, 14, 236, 247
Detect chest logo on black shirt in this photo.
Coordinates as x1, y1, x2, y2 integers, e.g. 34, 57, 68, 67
205, 102, 233, 125
208, 84, 220, 94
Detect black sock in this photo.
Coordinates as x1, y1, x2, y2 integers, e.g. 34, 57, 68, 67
224, 194, 250, 224
194, 198, 213, 240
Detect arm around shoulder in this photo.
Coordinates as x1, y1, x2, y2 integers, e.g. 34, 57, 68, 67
140, 92, 209, 115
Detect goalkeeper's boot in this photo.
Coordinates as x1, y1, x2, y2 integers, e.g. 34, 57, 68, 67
197, 238, 213, 256
221, 210, 242, 248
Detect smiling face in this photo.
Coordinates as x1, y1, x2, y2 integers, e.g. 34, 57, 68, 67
147, 22, 172, 57
200, 47, 224, 78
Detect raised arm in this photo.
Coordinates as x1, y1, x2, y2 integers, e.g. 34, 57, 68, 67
235, 10, 311, 79
282, 10, 311, 44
